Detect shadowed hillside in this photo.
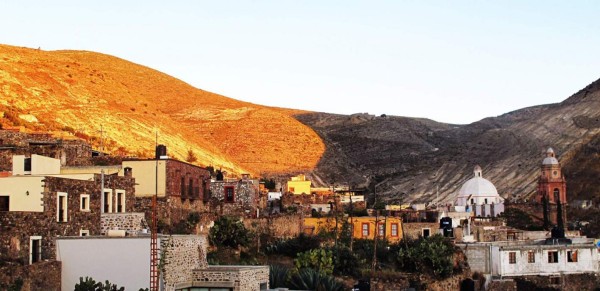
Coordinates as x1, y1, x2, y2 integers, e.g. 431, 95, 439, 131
0, 44, 325, 175
297, 78, 600, 204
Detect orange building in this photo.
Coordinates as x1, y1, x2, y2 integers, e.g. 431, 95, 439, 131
303, 216, 403, 242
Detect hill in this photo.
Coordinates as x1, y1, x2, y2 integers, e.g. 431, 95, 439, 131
0, 44, 324, 175
297, 78, 600, 203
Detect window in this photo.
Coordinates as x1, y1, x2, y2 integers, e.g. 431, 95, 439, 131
188, 178, 194, 198
57, 192, 68, 222
528, 251, 535, 263
29, 236, 42, 264
422, 228, 431, 238
548, 251, 559, 263
378, 223, 385, 237
80, 194, 90, 211
80, 230, 90, 236
470, 198, 474, 205
103, 190, 112, 213
554, 188, 560, 202
362, 223, 369, 237
24, 157, 32, 172
289, 187, 295, 193
567, 250, 578, 262
116, 190, 125, 213
391, 223, 399, 237
0, 196, 9, 211
508, 252, 516, 264
484, 198, 488, 204
225, 186, 235, 203
181, 177, 186, 197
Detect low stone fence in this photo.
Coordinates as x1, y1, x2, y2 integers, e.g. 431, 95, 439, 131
161, 235, 209, 291
191, 265, 269, 291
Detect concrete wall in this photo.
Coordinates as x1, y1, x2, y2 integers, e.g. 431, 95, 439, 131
31, 154, 61, 175
0, 176, 44, 212
56, 237, 152, 291
121, 160, 167, 197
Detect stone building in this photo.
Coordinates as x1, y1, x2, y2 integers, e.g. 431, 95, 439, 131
210, 173, 260, 217
0, 154, 136, 263
120, 151, 211, 226
0, 129, 93, 172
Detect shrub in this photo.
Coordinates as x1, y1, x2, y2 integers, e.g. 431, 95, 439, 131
289, 268, 345, 291
332, 246, 362, 277
394, 234, 456, 278
265, 233, 322, 257
209, 216, 251, 249
294, 249, 334, 275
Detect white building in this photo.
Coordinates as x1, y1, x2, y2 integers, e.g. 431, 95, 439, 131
455, 165, 505, 217
461, 238, 600, 279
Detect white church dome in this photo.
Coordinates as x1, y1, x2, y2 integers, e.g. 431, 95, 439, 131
457, 165, 499, 198
542, 148, 559, 165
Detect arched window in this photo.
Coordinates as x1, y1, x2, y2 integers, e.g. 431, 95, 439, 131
553, 188, 560, 203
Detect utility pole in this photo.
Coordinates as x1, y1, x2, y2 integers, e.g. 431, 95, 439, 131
150, 131, 159, 291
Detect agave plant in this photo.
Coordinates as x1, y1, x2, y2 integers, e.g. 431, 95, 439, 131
289, 268, 344, 291
269, 264, 291, 289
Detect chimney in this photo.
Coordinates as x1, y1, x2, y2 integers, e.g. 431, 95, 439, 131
124, 167, 133, 177
155, 144, 167, 159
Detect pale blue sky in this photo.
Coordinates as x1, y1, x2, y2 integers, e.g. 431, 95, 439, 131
2, 1, 599, 124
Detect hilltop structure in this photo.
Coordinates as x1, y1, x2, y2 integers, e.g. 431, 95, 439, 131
536, 148, 568, 227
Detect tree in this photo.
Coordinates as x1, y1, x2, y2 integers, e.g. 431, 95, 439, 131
209, 216, 251, 249
74, 277, 125, 291
185, 149, 198, 163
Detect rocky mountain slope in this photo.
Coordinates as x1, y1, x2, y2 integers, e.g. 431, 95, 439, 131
297, 78, 600, 203
2, 44, 598, 203
0, 44, 324, 175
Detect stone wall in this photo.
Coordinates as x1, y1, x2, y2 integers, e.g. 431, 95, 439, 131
402, 222, 440, 240
0, 174, 134, 265
161, 235, 209, 291
101, 212, 146, 235
165, 159, 210, 202
210, 179, 259, 216
0, 260, 61, 291
244, 214, 303, 239
514, 273, 600, 291
134, 196, 209, 229
192, 266, 269, 291
0, 130, 93, 171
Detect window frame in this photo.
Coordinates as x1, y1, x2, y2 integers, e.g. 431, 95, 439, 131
103, 190, 113, 213
508, 251, 517, 264
548, 250, 559, 263
80, 194, 90, 212
361, 223, 369, 238
115, 189, 126, 213
391, 223, 399, 237
527, 251, 535, 263
80, 229, 90, 236
57, 192, 68, 222
29, 236, 42, 264
224, 186, 235, 203
567, 250, 578, 262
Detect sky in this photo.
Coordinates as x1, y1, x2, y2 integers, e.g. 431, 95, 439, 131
2, 1, 600, 124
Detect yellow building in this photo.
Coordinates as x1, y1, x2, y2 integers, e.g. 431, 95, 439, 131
303, 216, 403, 242
286, 174, 311, 195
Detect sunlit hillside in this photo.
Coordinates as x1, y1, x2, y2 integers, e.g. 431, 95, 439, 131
0, 44, 325, 175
